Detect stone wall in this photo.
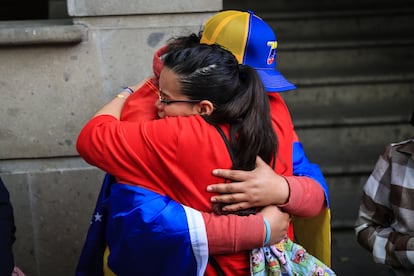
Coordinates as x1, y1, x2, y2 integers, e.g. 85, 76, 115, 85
0, 1, 220, 275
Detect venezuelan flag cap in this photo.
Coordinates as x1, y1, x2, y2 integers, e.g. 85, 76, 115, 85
201, 10, 296, 92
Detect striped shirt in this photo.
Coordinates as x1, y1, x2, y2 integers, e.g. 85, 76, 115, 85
355, 138, 414, 276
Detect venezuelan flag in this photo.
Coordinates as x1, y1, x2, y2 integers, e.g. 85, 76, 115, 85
76, 174, 209, 276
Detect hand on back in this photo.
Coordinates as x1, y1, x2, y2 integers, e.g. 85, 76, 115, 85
208, 156, 290, 212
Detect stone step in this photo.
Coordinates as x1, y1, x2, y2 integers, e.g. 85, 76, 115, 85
327, 173, 370, 228
295, 123, 413, 174
224, 0, 414, 13
225, 0, 414, 40
264, 8, 414, 40
281, 82, 414, 127
331, 229, 389, 275
298, 124, 413, 229
276, 41, 414, 73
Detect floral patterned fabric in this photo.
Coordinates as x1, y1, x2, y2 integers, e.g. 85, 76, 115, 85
251, 237, 336, 276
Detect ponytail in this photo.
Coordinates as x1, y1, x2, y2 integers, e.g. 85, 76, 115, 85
226, 65, 277, 170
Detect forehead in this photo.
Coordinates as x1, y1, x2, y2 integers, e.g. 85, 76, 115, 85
159, 67, 182, 97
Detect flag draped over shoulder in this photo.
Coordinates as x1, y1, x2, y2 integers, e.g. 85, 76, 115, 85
76, 174, 209, 276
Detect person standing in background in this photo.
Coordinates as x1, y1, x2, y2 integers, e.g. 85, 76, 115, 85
355, 112, 414, 276
0, 177, 25, 276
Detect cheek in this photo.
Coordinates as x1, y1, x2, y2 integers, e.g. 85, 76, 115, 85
164, 105, 195, 117
162, 106, 179, 117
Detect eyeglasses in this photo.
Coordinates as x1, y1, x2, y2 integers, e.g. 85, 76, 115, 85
158, 93, 201, 105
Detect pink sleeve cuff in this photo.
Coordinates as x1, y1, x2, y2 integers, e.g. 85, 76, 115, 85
201, 212, 264, 255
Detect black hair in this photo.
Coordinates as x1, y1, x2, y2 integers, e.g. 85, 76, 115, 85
165, 33, 201, 53
162, 43, 277, 171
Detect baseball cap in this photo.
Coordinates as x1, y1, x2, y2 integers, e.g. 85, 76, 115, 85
200, 10, 296, 92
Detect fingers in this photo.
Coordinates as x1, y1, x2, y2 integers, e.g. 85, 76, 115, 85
211, 192, 245, 204
212, 168, 248, 182
220, 202, 251, 212
207, 182, 243, 193
211, 192, 237, 203
210, 192, 254, 211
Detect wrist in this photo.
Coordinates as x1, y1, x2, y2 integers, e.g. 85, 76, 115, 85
115, 86, 134, 100
276, 176, 290, 206
122, 86, 134, 94
115, 91, 131, 100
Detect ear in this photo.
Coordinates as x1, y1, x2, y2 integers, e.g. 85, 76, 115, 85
197, 100, 214, 115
